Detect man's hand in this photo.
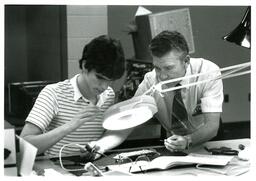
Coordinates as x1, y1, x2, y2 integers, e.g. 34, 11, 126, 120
79, 142, 103, 162
73, 104, 104, 126
164, 135, 188, 152
87, 141, 103, 160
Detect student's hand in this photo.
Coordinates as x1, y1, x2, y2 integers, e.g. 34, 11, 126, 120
79, 142, 103, 161
80, 149, 96, 162
73, 104, 104, 126
164, 135, 187, 152
87, 141, 104, 160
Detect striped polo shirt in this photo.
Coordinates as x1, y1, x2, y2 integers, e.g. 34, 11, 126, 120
25, 74, 115, 156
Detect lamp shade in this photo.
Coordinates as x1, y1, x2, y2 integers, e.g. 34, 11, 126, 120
102, 95, 157, 130
223, 7, 251, 48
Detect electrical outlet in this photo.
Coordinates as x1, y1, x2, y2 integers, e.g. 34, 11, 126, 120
224, 94, 229, 103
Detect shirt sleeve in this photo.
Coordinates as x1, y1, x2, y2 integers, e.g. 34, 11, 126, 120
200, 64, 224, 113
25, 85, 58, 132
134, 71, 156, 97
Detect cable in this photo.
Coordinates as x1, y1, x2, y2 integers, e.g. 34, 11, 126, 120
59, 143, 86, 172
58, 143, 110, 172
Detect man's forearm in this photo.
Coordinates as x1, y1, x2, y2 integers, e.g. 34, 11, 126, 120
22, 121, 79, 155
189, 124, 217, 146
94, 128, 133, 153
187, 113, 220, 146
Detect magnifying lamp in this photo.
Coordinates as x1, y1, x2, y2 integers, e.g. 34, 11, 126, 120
103, 95, 157, 130
102, 61, 250, 130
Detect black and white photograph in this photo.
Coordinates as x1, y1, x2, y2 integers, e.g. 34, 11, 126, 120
2, 0, 254, 177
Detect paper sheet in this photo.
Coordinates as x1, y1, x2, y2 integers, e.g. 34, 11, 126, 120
17, 136, 38, 176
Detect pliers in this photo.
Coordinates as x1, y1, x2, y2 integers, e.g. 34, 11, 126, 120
204, 146, 239, 155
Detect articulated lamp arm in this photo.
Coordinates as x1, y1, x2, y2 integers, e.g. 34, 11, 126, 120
143, 62, 251, 96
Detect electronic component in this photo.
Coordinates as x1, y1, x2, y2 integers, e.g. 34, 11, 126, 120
113, 149, 159, 160
84, 162, 103, 176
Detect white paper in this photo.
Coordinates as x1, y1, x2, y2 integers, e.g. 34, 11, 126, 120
17, 136, 38, 176
4, 128, 17, 165
135, 6, 152, 16
108, 153, 234, 173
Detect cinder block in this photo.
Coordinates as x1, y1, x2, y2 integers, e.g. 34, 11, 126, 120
67, 16, 108, 37
67, 38, 92, 60
67, 5, 107, 16
68, 60, 81, 78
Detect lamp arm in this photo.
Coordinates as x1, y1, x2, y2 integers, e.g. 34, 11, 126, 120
157, 70, 250, 94
143, 84, 157, 96
143, 62, 250, 95
220, 70, 251, 79
158, 62, 250, 87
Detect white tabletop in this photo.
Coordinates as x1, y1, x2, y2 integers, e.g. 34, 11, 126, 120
34, 138, 251, 176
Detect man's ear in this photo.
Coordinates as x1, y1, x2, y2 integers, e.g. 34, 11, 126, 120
184, 55, 190, 64
81, 60, 88, 73
184, 55, 190, 70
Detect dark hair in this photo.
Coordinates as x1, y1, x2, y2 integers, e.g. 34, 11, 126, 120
79, 35, 125, 80
149, 31, 189, 58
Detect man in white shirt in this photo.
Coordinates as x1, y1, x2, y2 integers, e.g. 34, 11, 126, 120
135, 31, 223, 152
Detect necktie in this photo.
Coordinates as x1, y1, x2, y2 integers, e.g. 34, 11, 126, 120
171, 85, 195, 135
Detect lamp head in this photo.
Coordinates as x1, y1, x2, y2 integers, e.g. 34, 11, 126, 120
102, 95, 157, 130
223, 7, 251, 48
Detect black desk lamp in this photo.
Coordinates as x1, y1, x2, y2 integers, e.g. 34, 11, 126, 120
223, 7, 251, 48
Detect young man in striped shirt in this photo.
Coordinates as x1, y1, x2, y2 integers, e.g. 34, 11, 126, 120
20, 35, 131, 159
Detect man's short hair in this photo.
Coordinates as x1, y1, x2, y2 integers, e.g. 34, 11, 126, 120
79, 35, 125, 80
149, 31, 189, 58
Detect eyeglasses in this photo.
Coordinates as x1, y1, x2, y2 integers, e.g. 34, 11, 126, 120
95, 72, 113, 81
114, 151, 160, 173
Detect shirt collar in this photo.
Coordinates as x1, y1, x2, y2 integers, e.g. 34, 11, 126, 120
70, 74, 105, 105
179, 64, 191, 90
70, 74, 89, 102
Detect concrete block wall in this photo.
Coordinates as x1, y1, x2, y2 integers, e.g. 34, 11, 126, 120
66, 5, 108, 78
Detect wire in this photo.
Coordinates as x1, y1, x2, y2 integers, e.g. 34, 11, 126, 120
59, 143, 111, 172
59, 143, 86, 172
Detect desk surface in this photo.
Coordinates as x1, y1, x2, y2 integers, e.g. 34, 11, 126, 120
34, 138, 250, 176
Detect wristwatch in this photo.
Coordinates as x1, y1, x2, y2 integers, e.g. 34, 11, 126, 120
184, 135, 192, 149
